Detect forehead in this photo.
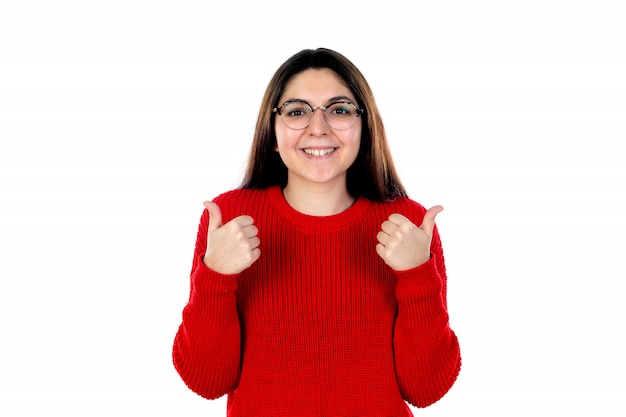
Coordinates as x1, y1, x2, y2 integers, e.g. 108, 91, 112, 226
280, 68, 355, 103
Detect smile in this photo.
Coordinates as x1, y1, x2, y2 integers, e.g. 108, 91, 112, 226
302, 147, 337, 156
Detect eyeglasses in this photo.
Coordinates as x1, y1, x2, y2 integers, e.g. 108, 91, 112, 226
272, 100, 364, 131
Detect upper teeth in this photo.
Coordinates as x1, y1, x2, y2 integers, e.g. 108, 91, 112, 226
304, 148, 335, 156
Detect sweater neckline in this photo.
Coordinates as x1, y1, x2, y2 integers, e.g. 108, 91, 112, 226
267, 186, 372, 231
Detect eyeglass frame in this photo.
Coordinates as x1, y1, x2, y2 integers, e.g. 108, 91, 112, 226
272, 99, 365, 131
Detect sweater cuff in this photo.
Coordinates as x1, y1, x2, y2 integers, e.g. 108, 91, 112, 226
395, 255, 446, 324
185, 255, 239, 325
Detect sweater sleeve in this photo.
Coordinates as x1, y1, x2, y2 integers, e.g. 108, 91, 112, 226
172, 209, 241, 400
393, 224, 461, 408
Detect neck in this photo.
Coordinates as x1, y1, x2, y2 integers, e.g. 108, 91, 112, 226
283, 180, 355, 216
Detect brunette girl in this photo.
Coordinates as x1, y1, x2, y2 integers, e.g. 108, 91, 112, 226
173, 48, 461, 416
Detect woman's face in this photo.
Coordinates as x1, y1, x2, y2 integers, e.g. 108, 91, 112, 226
274, 68, 362, 191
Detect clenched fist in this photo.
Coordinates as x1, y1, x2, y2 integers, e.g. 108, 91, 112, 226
202, 201, 261, 274
376, 205, 442, 271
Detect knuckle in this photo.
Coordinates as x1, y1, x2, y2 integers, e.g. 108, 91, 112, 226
234, 229, 246, 241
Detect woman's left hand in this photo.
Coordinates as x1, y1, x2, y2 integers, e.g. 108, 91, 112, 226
376, 206, 443, 271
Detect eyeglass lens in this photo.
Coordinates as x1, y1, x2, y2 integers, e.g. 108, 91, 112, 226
279, 101, 359, 130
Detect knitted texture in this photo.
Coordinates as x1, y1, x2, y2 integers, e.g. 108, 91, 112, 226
173, 186, 461, 416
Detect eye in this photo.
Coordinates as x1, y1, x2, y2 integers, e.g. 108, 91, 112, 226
328, 102, 354, 117
283, 102, 310, 118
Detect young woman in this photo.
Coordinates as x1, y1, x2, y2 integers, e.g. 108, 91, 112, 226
172, 48, 461, 416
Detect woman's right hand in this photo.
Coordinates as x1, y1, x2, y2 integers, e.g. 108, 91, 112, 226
202, 201, 261, 274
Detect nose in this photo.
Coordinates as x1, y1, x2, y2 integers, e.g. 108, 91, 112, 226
308, 107, 329, 135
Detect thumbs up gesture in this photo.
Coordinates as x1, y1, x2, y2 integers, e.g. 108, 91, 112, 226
376, 206, 443, 271
203, 201, 261, 274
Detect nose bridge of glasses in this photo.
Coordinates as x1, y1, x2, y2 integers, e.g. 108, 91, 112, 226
309, 105, 329, 123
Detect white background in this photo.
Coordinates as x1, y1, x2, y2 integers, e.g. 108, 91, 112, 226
1, 0, 624, 416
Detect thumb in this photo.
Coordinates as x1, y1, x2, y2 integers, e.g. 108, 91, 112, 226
420, 205, 443, 235
204, 201, 223, 233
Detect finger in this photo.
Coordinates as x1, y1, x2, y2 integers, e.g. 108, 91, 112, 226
233, 215, 255, 229
380, 220, 394, 235
376, 230, 390, 246
375, 242, 386, 259
250, 247, 262, 263
420, 205, 443, 235
245, 224, 259, 238
387, 213, 410, 226
249, 236, 261, 249
204, 201, 223, 233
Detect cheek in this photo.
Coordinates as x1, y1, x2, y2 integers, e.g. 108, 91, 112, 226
274, 125, 283, 152
348, 126, 362, 150
274, 126, 301, 151
274, 131, 284, 152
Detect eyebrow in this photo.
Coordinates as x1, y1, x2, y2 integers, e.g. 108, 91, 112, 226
281, 95, 357, 106
327, 95, 354, 103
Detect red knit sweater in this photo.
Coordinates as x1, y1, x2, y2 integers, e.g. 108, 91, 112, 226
173, 186, 461, 416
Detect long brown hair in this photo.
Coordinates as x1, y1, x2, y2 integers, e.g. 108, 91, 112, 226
240, 48, 407, 201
